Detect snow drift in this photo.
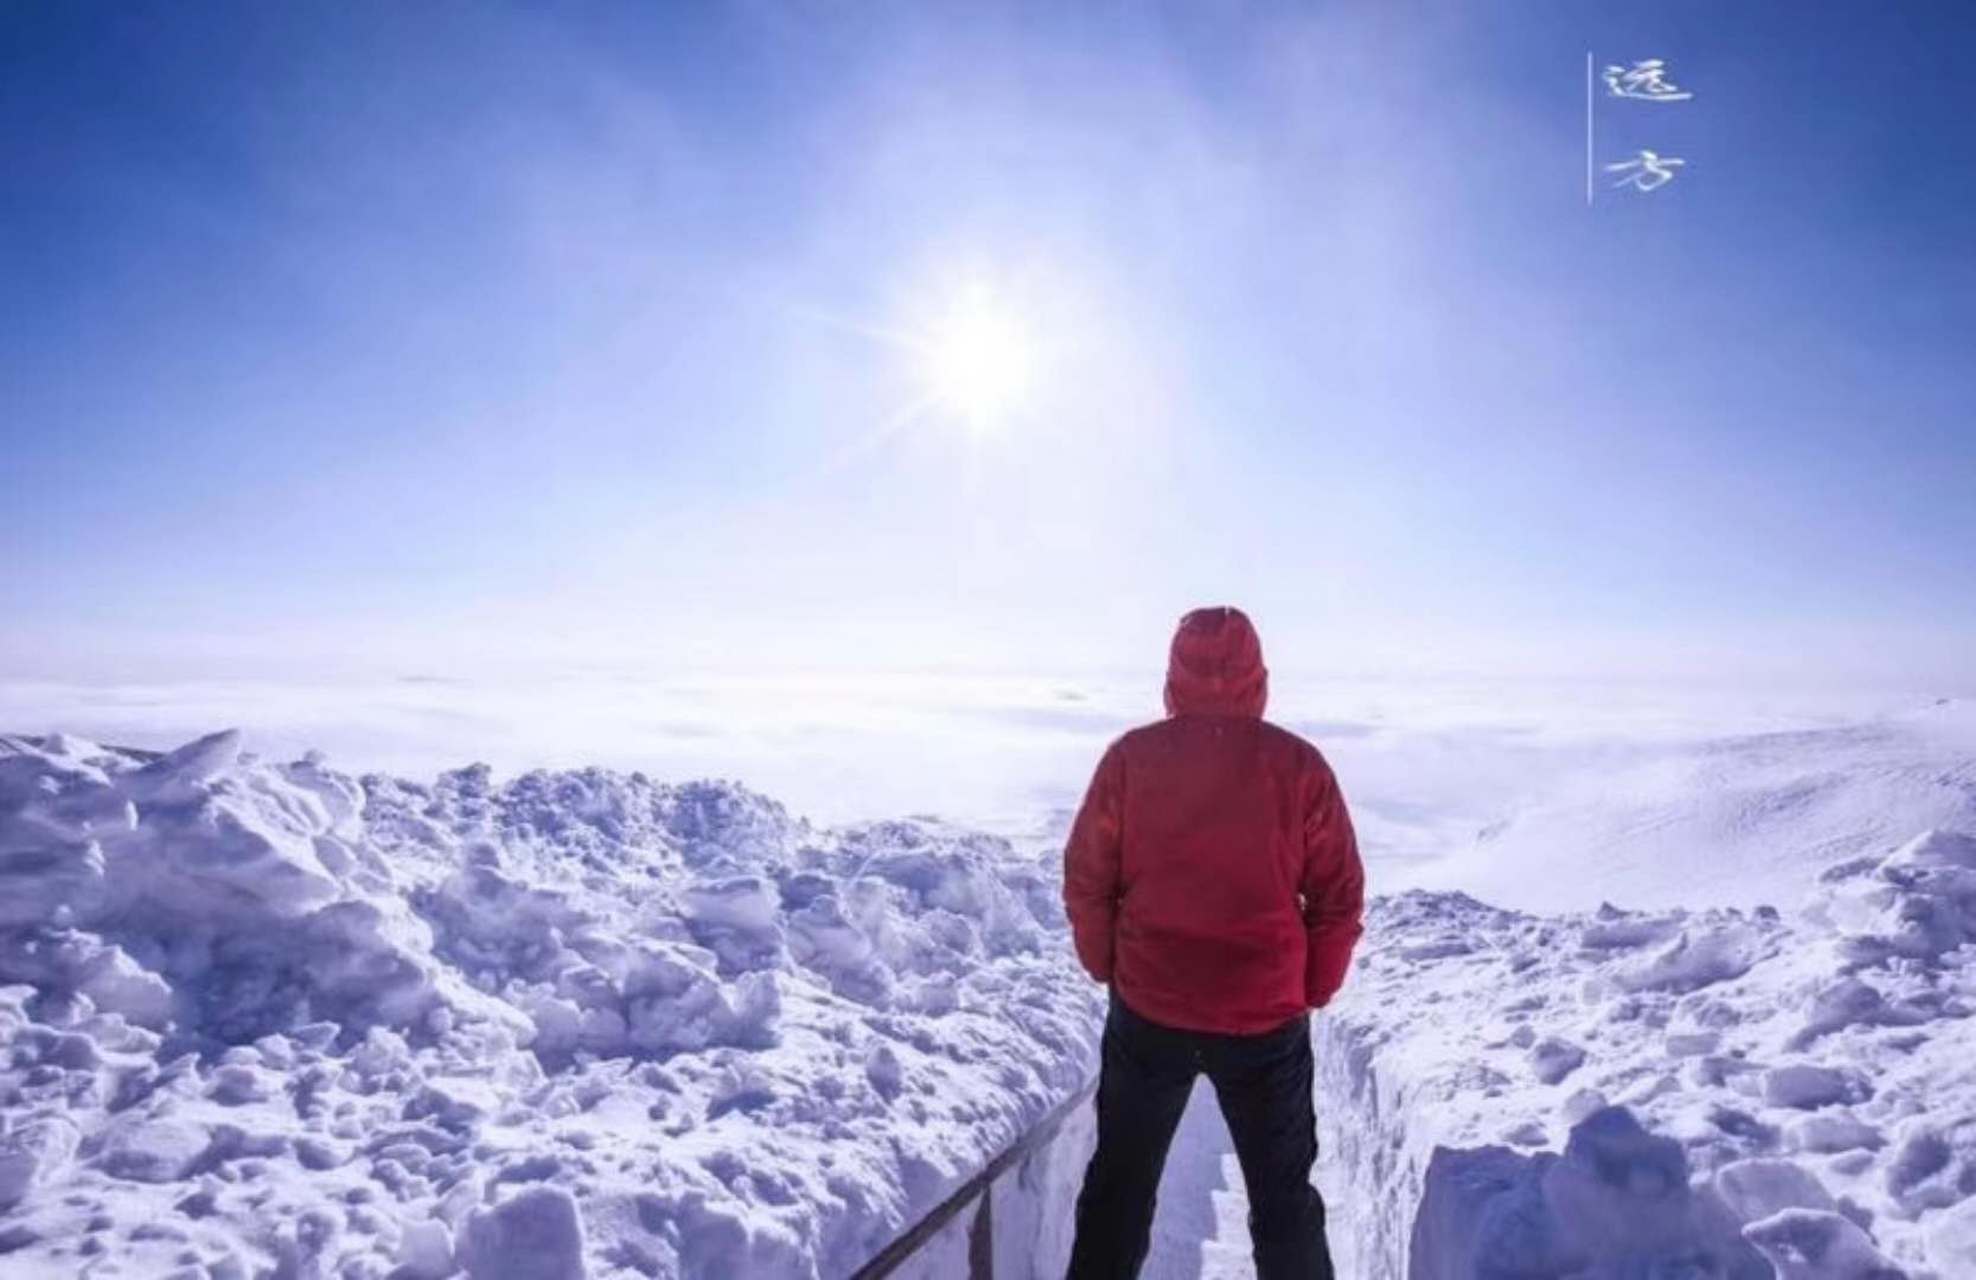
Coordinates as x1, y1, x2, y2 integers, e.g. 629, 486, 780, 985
0, 731, 1099, 1278
1319, 829, 1976, 1279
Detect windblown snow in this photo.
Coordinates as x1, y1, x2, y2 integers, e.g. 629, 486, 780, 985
0, 731, 1098, 1278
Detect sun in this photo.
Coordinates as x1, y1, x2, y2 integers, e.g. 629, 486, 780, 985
915, 285, 1035, 428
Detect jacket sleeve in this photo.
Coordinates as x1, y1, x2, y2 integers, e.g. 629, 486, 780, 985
1300, 759, 1365, 1008
1062, 741, 1126, 984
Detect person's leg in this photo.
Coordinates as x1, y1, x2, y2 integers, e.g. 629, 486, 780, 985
1066, 994, 1196, 1280
1205, 1014, 1334, 1280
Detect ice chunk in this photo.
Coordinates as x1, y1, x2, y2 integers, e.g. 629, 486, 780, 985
1884, 1123, 1960, 1215
682, 876, 779, 932
77, 945, 174, 1027
0, 1117, 79, 1210
1614, 921, 1763, 994
1824, 830, 1976, 966
98, 1118, 211, 1183
787, 895, 893, 1006
1666, 1029, 1721, 1056
207, 1063, 277, 1105
1741, 1208, 1903, 1279
146, 796, 343, 919
281, 754, 365, 835
1579, 909, 1683, 951
1561, 1088, 1609, 1127
397, 1218, 456, 1279
0, 930, 174, 1029
682, 876, 786, 974
462, 1185, 588, 1280
1714, 1158, 1836, 1223
1408, 1109, 1767, 1280
121, 729, 244, 804
1763, 1065, 1868, 1111
866, 1042, 905, 1100
301, 898, 444, 1028
1789, 978, 1889, 1050
1792, 1111, 1883, 1155
1528, 1035, 1586, 1085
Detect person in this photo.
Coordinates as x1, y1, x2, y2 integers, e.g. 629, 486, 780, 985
1062, 606, 1365, 1280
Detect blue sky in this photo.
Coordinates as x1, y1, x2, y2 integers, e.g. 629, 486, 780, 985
4, 2, 1973, 689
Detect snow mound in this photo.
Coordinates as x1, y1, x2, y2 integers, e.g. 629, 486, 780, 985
0, 732, 1100, 1278
1320, 830, 1976, 1279
1415, 704, 1976, 913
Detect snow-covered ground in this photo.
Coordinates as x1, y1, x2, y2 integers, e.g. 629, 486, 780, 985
4, 690, 1975, 1278
1391, 699, 1976, 915
1319, 823, 1976, 1277
0, 731, 1098, 1277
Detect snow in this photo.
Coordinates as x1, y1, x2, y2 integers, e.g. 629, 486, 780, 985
0, 731, 1098, 1277
1142, 1083, 1286, 1280
5, 691, 1976, 1278
1315, 821, 1976, 1279
460, 1185, 588, 1280
1395, 700, 1976, 914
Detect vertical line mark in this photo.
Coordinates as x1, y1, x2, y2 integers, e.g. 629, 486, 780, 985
1586, 52, 1595, 206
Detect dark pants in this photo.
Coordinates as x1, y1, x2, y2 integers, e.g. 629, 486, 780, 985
1067, 992, 1334, 1280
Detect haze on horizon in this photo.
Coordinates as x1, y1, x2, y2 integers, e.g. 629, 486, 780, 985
5, 2, 1974, 694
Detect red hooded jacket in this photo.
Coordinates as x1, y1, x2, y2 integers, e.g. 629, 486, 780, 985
1062, 607, 1364, 1035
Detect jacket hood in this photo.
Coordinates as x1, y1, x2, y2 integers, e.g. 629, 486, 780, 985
1163, 606, 1268, 718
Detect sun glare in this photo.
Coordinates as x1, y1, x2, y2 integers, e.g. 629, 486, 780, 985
916, 286, 1035, 428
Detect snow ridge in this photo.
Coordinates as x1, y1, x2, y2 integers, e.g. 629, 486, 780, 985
0, 732, 1100, 1278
